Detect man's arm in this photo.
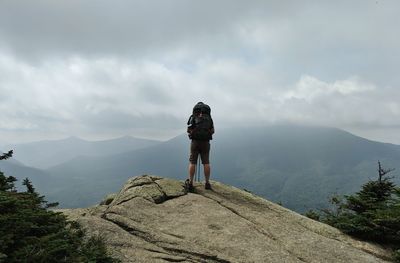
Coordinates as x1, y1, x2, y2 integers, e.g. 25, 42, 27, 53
187, 115, 194, 138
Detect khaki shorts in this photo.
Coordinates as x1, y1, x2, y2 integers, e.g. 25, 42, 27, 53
189, 140, 210, 164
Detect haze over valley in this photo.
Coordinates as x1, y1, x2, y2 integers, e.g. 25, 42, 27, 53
2, 125, 399, 213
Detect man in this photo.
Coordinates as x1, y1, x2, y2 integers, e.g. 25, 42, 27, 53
186, 102, 214, 192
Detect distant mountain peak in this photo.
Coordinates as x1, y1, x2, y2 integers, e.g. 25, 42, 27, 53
7, 135, 161, 169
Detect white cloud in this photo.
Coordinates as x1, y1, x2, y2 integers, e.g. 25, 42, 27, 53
284, 75, 375, 102
1, 47, 400, 143
278, 75, 400, 130
1, 1, 400, 144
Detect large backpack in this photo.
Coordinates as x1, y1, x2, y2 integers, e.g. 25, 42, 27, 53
187, 102, 213, 141
191, 114, 213, 140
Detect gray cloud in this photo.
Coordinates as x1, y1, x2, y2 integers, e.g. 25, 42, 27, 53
0, 0, 265, 58
80, 109, 182, 131
0, 0, 400, 144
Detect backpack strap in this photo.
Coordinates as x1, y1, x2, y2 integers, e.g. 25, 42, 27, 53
187, 114, 194, 126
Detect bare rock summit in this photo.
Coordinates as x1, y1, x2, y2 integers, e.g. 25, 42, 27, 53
60, 175, 392, 263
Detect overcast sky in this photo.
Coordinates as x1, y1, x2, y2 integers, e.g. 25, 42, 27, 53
1, 0, 399, 145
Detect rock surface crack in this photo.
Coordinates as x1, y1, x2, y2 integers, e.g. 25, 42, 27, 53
201, 194, 314, 263
102, 213, 230, 263
202, 194, 277, 240
114, 195, 153, 206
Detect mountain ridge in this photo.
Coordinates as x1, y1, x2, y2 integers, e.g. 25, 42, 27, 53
3, 125, 400, 212
6, 135, 161, 169
44, 125, 400, 211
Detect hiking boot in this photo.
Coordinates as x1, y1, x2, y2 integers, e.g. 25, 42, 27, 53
185, 179, 194, 193
205, 182, 212, 190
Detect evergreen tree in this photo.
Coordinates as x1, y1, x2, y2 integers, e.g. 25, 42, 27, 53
307, 161, 400, 262
0, 150, 119, 263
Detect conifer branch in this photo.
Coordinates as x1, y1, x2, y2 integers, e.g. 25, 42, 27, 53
378, 161, 395, 183
0, 150, 13, 160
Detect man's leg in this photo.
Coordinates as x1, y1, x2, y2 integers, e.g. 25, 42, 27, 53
203, 164, 210, 183
201, 141, 211, 189
188, 141, 198, 186
188, 163, 196, 185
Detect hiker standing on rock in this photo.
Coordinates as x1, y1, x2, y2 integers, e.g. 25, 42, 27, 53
186, 102, 214, 192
